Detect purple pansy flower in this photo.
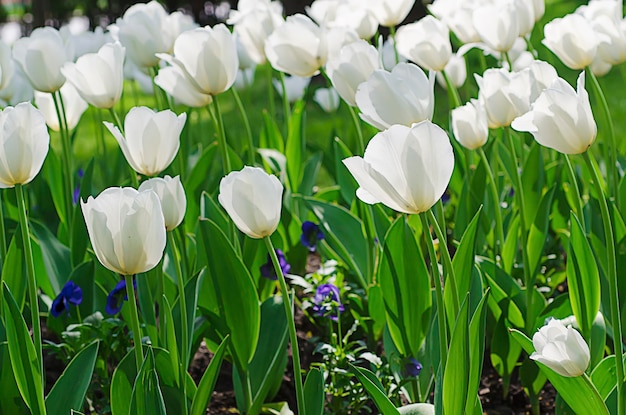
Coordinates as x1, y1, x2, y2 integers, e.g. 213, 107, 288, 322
312, 283, 344, 321
260, 249, 291, 280
300, 221, 324, 251
50, 280, 83, 317
106, 277, 136, 315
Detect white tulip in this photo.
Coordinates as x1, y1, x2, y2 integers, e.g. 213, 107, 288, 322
139, 175, 186, 231
472, 0, 519, 53
530, 319, 590, 377
396, 16, 452, 72
314, 87, 340, 113
218, 166, 284, 239
273, 75, 311, 103
356, 62, 435, 130
81, 187, 166, 275
343, 121, 454, 214
61, 42, 125, 109
154, 66, 212, 108
228, 0, 284, 64
476, 68, 532, 128
13, 27, 73, 93
436, 53, 467, 90
512, 72, 596, 155
0, 102, 49, 188
104, 107, 186, 176
34, 82, 88, 131
542, 13, 602, 70
451, 99, 488, 150
326, 40, 380, 106
366, 0, 415, 27
0, 41, 14, 90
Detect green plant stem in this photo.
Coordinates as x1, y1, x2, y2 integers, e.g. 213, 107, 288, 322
15, 184, 43, 384
168, 231, 188, 414
348, 105, 365, 154
266, 64, 276, 120
0, 190, 6, 267
419, 213, 448, 371
125, 274, 144, 373
442, 70, 462, 109
51, 91, 74, 223
478, 147, 504, 262
231, 87, 256, 165
150, 66, 172, 110
583, 151, 624, 415
278, 71, 291, 138
503, 52, 513, 69
211, 95, 231, 174
264, 236, 305, 415
587, 70, 619, 207
504, 128, 533, 333
563, 154, 585, 229
426, 209, 459, 318
389, 25, 400, 64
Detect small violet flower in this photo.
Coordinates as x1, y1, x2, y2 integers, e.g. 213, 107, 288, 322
260, 249, 291, 280
300, 221, 324, 251
106, 277, 136, 315
50, 280, 83, 317
405, 357, 423, 377
72, 168, 85, 205
312, 283, 344, 321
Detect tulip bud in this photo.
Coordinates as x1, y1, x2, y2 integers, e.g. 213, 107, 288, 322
13, 27, 73, 93
34, 82, 88, 131
396, 16, 452, 72
542, 14, 601, 70
81, 187, 167, 276
435, 53, 467, 90
342, 121, 454, 214
61, 42, 125, 109
218, 166, 284, 239
0, 102, 49, 188
451, 99, 488, 150
530, 319, 590, 377
356, 63, 435, 130
139, 175, 187, 231
158, 24, 239, 96
104, 106, 186, 177
512, 72, 596, 155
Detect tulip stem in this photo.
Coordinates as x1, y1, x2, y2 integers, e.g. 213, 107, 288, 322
278, 72, 291, 138
348, 105, 365, 154
419, 213, 448, 371
15, 184, 43, 384
51, 91, 74, 224
582, 151, 624, 415
563, 154, 585, 230
426, 209, 459, 319
211, 95, 231, 174
168, 231, 189, 414
478, 147, 504, 263
389, 25, 400, 65
264, 236, 305, 415
230, 87, 256, 165
125, 274, 144, 372
266, 64, 276, 121
442, 70, 461, 109
587, 70, 619, 208
0, 190, 6, 268
504, 128, 533, 332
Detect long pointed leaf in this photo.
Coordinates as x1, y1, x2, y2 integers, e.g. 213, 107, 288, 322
191, 336, 230, 415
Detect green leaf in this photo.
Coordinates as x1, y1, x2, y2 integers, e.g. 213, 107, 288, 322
521, 143, 546, 225
286, 100, 305, 191
2, 226, 26, 310
130, 347, 167, 415
510, 329, 609, 415
43, 149, 67, 224
303, 368, 325, 415
70, 159, 94, 267
567, 212, 601, 338
161, 296, 180, 386
526, 186, 556, 278
199, 191, 231, 237
349, 364, 400, 415
378, 217, 431, 358
191, 336, 230, 415
490, 317, 521, 391
1, 283, 46, 415
443, 294, 470, 415
183, 143, 218, 233
0, 342, 29, 414
333, 137, 358, 205
304, 197, 370, 288
45, 341, 99, 414
466, 290, 490, 411
501, 214, 520, 275
197, 219, 260, 372
480, 258, 525, 328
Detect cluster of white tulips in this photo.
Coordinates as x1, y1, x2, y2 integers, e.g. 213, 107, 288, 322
1, 0, 626, 413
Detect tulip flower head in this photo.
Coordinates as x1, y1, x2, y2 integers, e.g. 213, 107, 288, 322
472, 0, 519, 53
218, 166, 284, 239
395, 15, 452, 72
61, 42, 126, 109
273, 75, 311, 103
512, 72, 596, 155
530, 318, 590, 377
0, 102, 50, 188
356, 63, 435, 130
451, 99, 488, 150
104, 107, 186, 177
138, 175, 187, 231
260, 249, 291, 280
50, 281, 83, 317
228, 0, 284, 64
313, 87, 340, 113
367, 0, 415, 27
343, 121, 454, 214
155, 65, 213, 108
0, 41, 14, 91
476, 68, 532, 129
542, 13, 603, 70
81, 187, 167, 276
